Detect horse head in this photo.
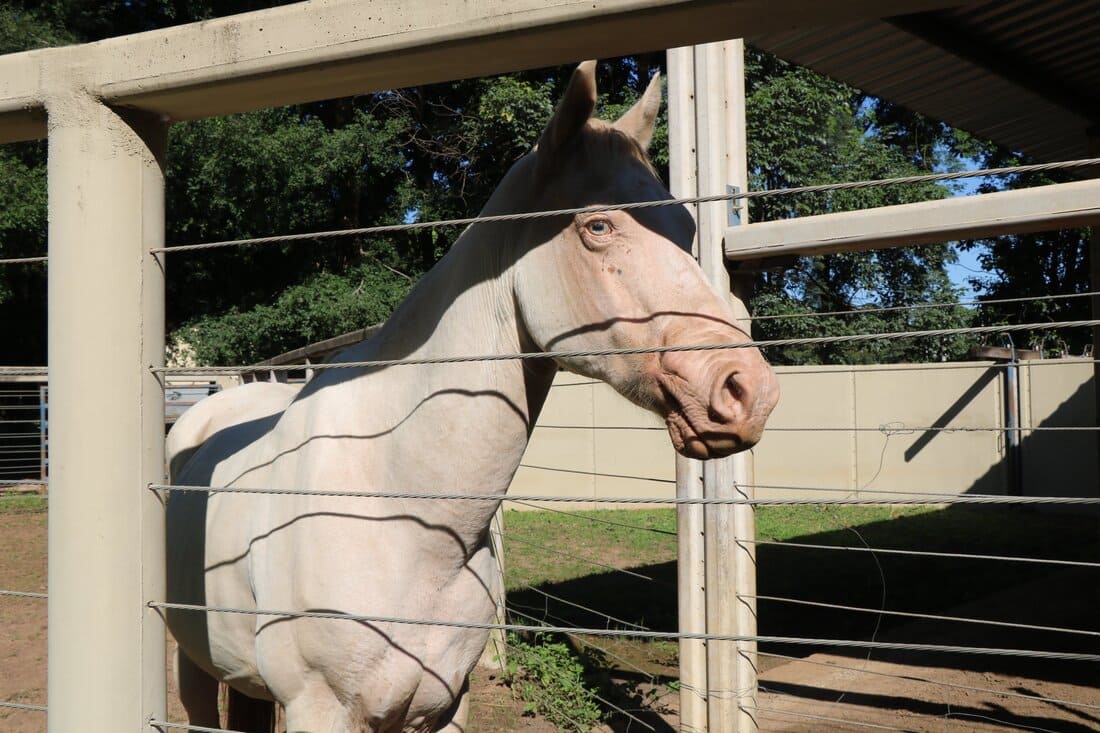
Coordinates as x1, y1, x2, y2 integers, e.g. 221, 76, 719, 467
512, 61, 779, 458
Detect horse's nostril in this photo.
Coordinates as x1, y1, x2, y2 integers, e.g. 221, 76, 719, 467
726, 374, 744, 402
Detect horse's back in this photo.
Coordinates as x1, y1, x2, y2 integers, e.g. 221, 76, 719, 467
168, 381, 300, 483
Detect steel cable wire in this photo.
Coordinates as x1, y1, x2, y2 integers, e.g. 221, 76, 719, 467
152, 483, 1100, 507
743, 594, 1100, 638
6, 156, 1100, 266
745, 538, 1100, 569
508, 500, 677, 536
743, 703, 914, 732
145, 156, 1100, 255
516, 585, 653, 631
755, 650, 1100, 713
148, 600, 1100, 662
0, 701, 47, 713
0, 590, 46, 600
153, 318, 1100, 376
748, 289, 1100, 322
149, 721, 246, 733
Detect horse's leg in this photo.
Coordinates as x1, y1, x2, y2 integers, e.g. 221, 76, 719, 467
283, 682, 347, 733
432, 677, 471, 733
175, 646, 221, 728
226, 687, 277, 733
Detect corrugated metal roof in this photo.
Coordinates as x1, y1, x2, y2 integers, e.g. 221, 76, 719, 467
749, 1, 1100, 163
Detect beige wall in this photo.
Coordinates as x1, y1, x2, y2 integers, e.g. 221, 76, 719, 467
510, 360, 1097, 505
1021, 360, 1096, 497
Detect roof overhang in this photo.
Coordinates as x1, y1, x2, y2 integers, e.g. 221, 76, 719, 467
749, 1, 1100, 162
0, 0, 970, 144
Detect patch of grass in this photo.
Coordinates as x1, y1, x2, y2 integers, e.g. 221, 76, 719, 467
0, 493, 47, 514
503, 509, 676, 590
502, 505, 939, 590
756, 504, 936, 541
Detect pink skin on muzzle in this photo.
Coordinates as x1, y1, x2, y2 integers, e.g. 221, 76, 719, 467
654, 342, 779, 459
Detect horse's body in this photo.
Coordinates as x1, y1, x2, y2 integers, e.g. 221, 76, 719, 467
166, 62, 779, 733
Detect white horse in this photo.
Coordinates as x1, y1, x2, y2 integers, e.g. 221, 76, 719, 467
166, 61, 779, 733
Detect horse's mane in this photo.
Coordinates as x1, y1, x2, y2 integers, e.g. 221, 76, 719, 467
580, 121, 660, 180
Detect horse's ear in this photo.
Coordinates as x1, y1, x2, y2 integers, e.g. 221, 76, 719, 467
613, 72, 662, 150
538, 60, 598, 160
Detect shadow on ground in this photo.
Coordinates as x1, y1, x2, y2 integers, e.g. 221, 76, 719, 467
506, 505, 1099, 730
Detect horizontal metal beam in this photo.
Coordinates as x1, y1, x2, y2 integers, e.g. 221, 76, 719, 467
725, 178, 1100, 263
0, 0, 969, 143
969, 345, 1042, 361
250, 324, 383, 368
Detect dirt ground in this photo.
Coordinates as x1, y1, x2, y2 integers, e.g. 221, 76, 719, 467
2, 507, 1097, 732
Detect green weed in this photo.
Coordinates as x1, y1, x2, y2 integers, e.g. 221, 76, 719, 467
502, 632, 605, 732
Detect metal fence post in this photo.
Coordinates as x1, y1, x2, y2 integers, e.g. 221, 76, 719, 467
39, 385, 48, 482
46, 91, 167, 733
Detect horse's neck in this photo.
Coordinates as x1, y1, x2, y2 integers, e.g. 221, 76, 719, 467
293, 225, 556, 535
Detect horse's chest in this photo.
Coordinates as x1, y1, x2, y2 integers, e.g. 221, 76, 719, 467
236, 509, 497, 723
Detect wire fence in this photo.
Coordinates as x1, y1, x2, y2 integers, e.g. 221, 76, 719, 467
151, 318, 1100, 376
6, 154, 1099, 266
152, 482, 1100, 507
145, 600, 1100, 663
0, 388, 46, 483
4, 150, 1099, 732
142, 313, 1100, 729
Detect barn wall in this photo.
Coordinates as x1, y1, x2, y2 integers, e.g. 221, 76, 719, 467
510, 360, 1097, 506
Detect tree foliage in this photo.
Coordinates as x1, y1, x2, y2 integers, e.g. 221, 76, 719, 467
959, 165, 1092, 357
2, 3, 1077, 367
744, 50, 975, 365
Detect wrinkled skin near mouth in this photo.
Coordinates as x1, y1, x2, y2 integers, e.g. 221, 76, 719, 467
654, 354, 779, 460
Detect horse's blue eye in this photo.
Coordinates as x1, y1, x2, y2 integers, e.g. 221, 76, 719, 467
586, 220, 612, 236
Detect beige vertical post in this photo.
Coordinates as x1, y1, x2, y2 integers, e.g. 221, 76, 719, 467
671, 40, 758, 733
722, 41, 759, 733
697, 40, 757, 733
668, 45, 709, 733
47, 92, 167, 733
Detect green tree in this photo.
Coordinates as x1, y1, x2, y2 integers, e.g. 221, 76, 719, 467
0, 2, 986, 367
744, 49, 975, 365
0, 6, 73, 364
959, 167, 1092, 357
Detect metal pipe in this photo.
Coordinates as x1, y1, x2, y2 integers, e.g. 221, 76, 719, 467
1002, 335, 1022, 496
38, 386, 47, 481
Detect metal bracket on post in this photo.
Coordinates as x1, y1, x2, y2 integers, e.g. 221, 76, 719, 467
727, 185, 742, 227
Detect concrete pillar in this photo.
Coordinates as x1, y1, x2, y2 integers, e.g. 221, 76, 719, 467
668, 45, 710, 733
46, 92, 167, 733
694, 40, 758, 733
669, 40, 758, 733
